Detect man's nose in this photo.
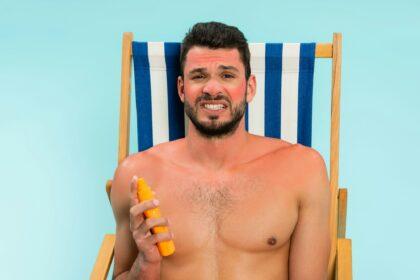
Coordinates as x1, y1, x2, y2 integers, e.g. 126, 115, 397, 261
202, 78, 223, 96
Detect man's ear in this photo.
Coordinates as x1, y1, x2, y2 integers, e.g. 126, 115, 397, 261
177, 76, 185, 103
246, 75, 257, 103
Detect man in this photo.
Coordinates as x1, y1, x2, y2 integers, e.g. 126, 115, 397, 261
111, 22, 331, 280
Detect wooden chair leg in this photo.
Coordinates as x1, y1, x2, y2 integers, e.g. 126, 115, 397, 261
337, 188, 348, 238
336, 238, 352, 280
90, 234, 116, 280
334, 187, 352, 280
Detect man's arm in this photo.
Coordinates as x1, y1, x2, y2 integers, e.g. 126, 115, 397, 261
110, 154, 161, 280
288, 148, 331, 280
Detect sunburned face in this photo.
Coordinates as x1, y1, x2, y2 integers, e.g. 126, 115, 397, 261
178, 47, 251, 138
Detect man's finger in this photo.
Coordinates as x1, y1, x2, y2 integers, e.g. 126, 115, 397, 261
130, 175, 139, 207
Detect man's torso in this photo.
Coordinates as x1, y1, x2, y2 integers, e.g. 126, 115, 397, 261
124, 135, 316, 279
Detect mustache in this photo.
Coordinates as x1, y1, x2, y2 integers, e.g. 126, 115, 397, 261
195, 93, 230, 104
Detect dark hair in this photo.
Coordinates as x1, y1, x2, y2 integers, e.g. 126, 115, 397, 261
180, 22, 251, 80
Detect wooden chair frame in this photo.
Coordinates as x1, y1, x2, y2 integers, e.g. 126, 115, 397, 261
90, 32, 352, 280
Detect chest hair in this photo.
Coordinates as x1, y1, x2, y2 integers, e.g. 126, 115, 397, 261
179, 176, 264, 230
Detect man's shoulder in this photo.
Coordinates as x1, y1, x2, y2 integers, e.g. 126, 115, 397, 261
110, 140, 184, 208
119, 138, 185, 169
249, 134, 326, 167
114, 150, 158, 179
288, 143, 326, 168
265, 140, 328, 190
266, 139, 326, 169
251, 139, 329, 209
285, 144, 330, 203
109, 151, 150, 212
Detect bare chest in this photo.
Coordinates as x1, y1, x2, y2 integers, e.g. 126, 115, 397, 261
151, 172, 299, 256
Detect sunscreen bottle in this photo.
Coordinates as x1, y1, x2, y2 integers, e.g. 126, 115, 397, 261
137, 178, 175, 256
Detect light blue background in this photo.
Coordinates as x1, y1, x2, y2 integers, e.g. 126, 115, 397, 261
1, 0, 419, 279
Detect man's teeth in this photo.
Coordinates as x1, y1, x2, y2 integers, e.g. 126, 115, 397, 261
204, 104, 225, 110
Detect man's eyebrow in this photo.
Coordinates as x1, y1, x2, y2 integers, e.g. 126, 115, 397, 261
188, 68, 207, 75
218, 65, 239, 72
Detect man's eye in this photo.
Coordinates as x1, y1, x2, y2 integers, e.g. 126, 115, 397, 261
192, 75, 204, 80
222, 73, 235, 79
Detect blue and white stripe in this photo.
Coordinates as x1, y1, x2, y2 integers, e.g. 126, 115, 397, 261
132, 42, 184, 151
132, 41, 315, 152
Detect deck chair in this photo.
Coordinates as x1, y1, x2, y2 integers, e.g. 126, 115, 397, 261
91, 32, 352, 280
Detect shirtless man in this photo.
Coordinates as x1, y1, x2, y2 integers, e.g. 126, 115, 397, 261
110, 22, 331, 280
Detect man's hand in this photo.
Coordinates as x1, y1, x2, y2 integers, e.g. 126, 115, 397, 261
129, 176, 174, 266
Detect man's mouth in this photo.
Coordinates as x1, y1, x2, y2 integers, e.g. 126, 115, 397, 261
202, 103, 227, 111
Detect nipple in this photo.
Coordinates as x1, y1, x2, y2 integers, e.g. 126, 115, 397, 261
267, 236, 277, 246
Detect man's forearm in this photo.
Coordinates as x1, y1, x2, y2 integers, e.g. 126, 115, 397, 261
114, 255, 161, 280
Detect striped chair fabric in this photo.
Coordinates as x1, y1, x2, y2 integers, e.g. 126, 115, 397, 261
132, 42, 316, 152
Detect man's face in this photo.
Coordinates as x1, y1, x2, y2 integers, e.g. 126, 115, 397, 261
178, 47, 250, 138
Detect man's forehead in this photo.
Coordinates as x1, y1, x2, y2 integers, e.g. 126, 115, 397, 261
184, 46, 242, 69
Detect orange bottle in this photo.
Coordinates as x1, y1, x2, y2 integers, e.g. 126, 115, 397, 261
137, 178, 175, 256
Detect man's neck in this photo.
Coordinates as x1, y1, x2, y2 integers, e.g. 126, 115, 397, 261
185, 119, 250, 171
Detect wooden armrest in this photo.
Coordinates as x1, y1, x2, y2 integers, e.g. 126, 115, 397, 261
90, 234, 116, 280
106, 180, 113, 202
336, 238, 352, 280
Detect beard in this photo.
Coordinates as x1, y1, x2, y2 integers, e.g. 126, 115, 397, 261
184, 92, 247, 139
